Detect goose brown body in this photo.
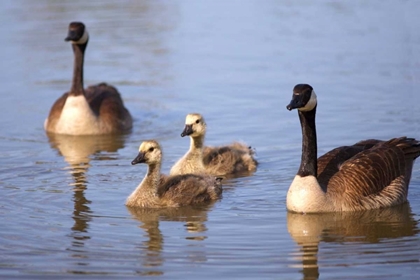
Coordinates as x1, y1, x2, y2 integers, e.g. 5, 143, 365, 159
44, 22, 132, 135
286, 84, 420, 213
127, 140, 222, 208
170, 113, 258, 177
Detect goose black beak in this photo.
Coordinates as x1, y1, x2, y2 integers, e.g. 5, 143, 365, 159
181, 124, 193, 137
286, 94, 305, 111
65, 30, 78, 41
131, 152, 146, 165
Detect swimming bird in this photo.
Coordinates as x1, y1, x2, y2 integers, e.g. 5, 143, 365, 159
170, 113, 258, 177
44, 22, 132, 135
286, 84, 420, 213
127, 140, 222, 208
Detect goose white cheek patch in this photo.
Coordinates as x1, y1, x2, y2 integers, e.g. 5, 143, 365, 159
299, 90, 317, 111
71, 30, 89, 44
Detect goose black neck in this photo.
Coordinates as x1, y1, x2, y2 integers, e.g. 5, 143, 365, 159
70, 43, 87, 96
297, 107, 317, 177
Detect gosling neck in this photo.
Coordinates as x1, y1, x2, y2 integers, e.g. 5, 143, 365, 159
189, 134, 204, 157
297, 107, 317, 177
141, 163, 162, 193
127, 161, 162, 207
69, 43, 87, 96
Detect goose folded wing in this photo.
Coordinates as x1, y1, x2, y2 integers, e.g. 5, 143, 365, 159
317, 145, 370, 188
326, 142, 407, 206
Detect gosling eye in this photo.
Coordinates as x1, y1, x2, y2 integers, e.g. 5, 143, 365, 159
148, 147, 154, 152
195, 119, 200, 124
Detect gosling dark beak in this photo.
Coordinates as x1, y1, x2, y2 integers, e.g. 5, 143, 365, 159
286, 94, 305, 111
131, 152, 146, 165
181, 124, 193, 137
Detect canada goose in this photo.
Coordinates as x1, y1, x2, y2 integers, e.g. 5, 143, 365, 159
286, 84, 420, 213
170, 113, 258, 177
44, 22, 132, 135
127, 140, 223, 208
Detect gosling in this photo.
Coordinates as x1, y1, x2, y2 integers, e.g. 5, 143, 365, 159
126, 140, 222, 208
170, 113, 258, 177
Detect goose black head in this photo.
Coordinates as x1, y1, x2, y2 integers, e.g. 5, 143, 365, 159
287, 84, 317, 112
65, 22, 89, 44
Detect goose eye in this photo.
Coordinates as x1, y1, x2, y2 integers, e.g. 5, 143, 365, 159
195, 119, 200, 124
148, 147, 154, 152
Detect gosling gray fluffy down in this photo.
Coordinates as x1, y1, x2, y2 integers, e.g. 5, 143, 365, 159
170, 113, 258, 177
126, 140, 222, 208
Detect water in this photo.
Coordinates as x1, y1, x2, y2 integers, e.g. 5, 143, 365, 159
1, 0, 420, 279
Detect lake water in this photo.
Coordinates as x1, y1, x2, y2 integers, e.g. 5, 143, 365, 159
1, 0, 420, 279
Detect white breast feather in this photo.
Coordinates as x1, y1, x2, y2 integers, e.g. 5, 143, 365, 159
54, 95, 100, 135
287, 175, 328, 213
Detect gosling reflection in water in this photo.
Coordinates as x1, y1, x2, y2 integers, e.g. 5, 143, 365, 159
287, 203, 419, 280
126, 203, 216, 276
47, 133, 126, 262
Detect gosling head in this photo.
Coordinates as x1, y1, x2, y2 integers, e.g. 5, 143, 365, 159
181, 113, 207, 138
131, 140, 162, 165
286, 84, 317, 112
65, 22, 89, 45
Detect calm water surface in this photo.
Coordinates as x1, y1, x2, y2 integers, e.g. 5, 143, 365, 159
1, 0, 420, 279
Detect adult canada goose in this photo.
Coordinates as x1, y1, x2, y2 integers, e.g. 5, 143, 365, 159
169, 113, 258, 177
286, 84, 420, 213
44, 22, 132, 135
127, 140, 223, 208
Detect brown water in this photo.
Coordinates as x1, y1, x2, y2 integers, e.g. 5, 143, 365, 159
1, 0, 420, 279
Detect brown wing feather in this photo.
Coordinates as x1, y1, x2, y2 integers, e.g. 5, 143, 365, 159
317, 139, 385, 189
158, 174, 222, 206
85, 83, 132, 132
317, 145, 368, 189
325, 138, 414, 210
353, 139, 383, 148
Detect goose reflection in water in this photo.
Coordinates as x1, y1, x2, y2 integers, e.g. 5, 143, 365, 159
287, 203, 419, 280
126, 203, 216, 276
47, 133, 126, 263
